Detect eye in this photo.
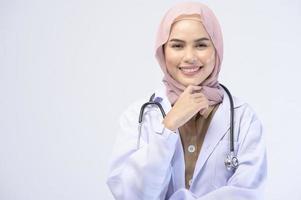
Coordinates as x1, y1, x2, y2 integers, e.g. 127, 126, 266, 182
196, 43, 208, 49
171, 43, 184, 49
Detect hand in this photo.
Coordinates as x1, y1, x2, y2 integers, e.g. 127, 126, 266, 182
163, 85, 209, 131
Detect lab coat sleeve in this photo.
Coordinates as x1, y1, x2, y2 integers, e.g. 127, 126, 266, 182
106, 102, 179, 200
169, 106, 267, 200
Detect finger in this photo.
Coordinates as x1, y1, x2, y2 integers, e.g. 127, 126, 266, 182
186, 85, 195, 93
193, 98, 203, 103
194, 96, 208, 103
190, 85, 202, 90
191, 93, 204, 98
186, 85, 202, 94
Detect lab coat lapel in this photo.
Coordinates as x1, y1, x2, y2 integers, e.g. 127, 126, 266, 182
155, 88, 186, 189
192, 91, 231, 180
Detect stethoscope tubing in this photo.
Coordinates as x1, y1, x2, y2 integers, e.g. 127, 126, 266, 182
137, 84, 238, 171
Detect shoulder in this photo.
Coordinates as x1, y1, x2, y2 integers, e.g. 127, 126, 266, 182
232, 95, 261, 124
230, 95, 264, 144
119, 92, 156, 123
221, 87, 263, 135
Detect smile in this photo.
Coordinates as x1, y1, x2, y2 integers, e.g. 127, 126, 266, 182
178, 66, 203, 75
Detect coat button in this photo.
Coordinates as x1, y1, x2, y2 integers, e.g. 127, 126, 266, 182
189, 179, 193, 186
188, 145, 196, 153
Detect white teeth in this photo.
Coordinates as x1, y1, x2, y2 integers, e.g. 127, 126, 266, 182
180, 67, 200, 73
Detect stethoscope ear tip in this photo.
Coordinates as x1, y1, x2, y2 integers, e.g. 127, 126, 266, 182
154, 97, 163, 103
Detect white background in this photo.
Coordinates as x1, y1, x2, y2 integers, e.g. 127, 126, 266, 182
0, 0, 300, 199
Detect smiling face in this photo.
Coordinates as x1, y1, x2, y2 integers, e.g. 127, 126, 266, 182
164, 19, 216, 87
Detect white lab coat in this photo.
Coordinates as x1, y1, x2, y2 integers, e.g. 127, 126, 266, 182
107, 86, 267, 200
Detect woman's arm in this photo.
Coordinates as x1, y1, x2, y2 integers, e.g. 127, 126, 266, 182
106, 101, 179, 200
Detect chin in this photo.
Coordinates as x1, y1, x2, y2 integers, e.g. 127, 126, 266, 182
180, 79, 204, 87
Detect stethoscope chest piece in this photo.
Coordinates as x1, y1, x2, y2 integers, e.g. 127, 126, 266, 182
224, 151, 239, 171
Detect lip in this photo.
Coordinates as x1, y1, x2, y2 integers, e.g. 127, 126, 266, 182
178, 65, 203, 76
179, 65, 200, 69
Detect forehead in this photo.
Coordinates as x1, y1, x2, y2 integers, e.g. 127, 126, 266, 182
169, 19, 210, 40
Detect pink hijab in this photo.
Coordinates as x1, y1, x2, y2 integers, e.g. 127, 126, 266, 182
155, 2, 224, 115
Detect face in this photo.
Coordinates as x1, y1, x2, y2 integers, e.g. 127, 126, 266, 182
164, 19, 216, 87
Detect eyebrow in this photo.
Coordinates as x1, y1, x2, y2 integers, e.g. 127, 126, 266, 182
169, 37, 210, 43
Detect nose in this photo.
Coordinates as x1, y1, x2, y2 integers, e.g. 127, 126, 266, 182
183, 48, 197, 64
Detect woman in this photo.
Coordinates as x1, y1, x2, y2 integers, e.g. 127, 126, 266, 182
107, 2, 267, 200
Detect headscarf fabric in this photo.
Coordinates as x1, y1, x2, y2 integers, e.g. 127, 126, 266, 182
155, 2, 224, 115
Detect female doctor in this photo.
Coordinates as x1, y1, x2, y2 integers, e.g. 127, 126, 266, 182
107, 2, 267, 200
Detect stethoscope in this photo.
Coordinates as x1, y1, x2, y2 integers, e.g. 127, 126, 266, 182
137, 84, 239, 171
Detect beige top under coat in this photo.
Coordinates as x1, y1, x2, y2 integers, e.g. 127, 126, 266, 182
178, 103, 220, 189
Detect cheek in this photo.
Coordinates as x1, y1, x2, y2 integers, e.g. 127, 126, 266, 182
207, 52, 216, 67
165, 50, 181, 69
200, 49, 215, 66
